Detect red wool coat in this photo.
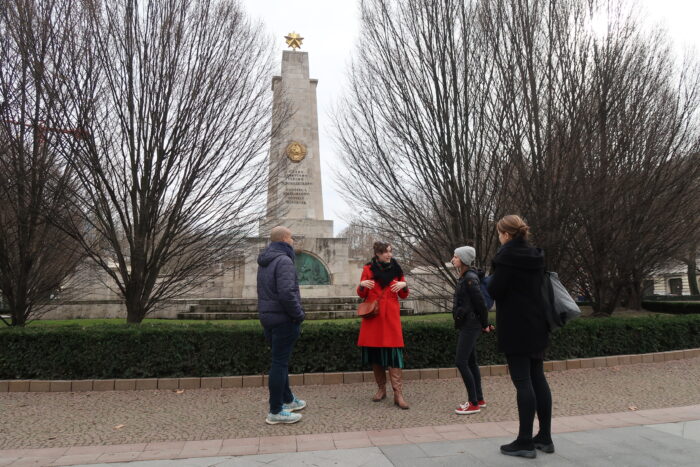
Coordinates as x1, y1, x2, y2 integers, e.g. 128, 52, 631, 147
356, 264, 409, 348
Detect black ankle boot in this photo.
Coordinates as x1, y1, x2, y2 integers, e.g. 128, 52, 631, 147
500, 439, 536, 459
532, 433, 555, 453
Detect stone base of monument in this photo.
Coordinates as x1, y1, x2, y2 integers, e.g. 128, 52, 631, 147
176, 297, 415, 320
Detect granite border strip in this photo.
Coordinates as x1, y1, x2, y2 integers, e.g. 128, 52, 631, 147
1, 404, 698, 464
1, 348, 698, 393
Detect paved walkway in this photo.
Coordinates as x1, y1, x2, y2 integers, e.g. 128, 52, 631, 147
2, 408, 700, 466
1, 357, 699, 465
83, 418, 700, 466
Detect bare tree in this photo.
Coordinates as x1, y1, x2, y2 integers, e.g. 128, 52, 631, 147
55, 0, 283, 323
337, 220, 386, 259
335, 0, 508, 299
571, 5, 700, 314
669, 150, 700, 297
338, 0, 699, 316
480, 0, 594, 281
0, 0, 85, 326
482, 0, 699, 314
621, 151, 700, 308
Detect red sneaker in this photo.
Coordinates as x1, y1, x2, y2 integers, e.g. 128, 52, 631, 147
478, 399, 487, 408
455, 402, 481, 415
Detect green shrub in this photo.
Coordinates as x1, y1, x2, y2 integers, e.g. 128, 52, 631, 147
1, 315, 699, 379
642, 301, 700, 314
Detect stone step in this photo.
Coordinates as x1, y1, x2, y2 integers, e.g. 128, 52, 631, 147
177, 310, 356, 320
177, 307, 416, 321
177, 297, 363, 306
189, 303, 367, 313
177, 312, 259, 320
189, 305, 258, 313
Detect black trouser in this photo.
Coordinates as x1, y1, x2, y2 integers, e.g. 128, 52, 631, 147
455, 326, 483, 405
506, 354, 552, 441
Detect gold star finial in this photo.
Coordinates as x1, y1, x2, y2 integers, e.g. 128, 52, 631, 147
285, 32, 304, 50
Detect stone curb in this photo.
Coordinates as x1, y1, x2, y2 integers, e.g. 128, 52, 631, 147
2, 348, 698, 393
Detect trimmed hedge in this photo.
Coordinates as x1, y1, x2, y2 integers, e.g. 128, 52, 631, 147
642, 301, 700, 314
1, 315, 700, 379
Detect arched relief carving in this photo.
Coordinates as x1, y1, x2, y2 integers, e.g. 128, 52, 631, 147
295, 251, 331, 285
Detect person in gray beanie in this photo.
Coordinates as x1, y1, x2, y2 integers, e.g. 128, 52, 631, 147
451, 245, 492, 415
454, 246, 476, 266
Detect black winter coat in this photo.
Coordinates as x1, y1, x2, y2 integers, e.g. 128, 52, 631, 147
452, 268, 488, 330
487, 236, 549, 355
257, 242, 305, 328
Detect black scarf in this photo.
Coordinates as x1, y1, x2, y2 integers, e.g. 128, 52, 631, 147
369, 257, 404, 288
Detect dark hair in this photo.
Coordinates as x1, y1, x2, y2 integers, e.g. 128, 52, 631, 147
496, 214, 530, 240
373, 241, 391, 256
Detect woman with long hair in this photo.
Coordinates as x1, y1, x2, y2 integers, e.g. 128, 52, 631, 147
488, 215, 554, 458
357, 241, 410, 409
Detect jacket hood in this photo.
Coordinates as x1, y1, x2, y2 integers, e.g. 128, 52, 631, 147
257, 241, 295, 267
493, 237, 544, 270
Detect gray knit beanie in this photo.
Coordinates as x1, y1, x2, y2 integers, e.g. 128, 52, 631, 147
454, 246, 475, 265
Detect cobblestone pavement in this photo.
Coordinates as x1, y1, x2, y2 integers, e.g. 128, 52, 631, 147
1, 357, 698, 450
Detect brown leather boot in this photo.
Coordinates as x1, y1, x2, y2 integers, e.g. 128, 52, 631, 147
388, 367, 409, 409
372, 364, 387, 401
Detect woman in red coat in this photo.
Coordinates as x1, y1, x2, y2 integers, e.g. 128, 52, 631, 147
357, 241, 410, 409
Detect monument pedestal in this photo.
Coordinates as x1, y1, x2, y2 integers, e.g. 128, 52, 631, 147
259, 218, 333, 239
240, 235, 361, 299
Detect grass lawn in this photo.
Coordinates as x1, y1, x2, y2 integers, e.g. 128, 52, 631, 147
20, 307, 673, 328
577, 306, 672, 318
25, 313, 457, 328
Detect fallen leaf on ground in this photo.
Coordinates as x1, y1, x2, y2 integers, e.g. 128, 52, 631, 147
113, 424, 126, 430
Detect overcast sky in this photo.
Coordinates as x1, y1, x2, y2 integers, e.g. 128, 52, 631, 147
241, 0, 700, 236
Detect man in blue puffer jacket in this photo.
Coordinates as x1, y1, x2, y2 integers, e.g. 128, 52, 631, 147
257, 226, 306, 425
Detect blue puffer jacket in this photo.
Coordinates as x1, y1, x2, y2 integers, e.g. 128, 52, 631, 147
257, 241, 305, 328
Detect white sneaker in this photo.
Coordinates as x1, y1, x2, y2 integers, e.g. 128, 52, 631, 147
283, 397, 307, 412
265, 410, 302, 425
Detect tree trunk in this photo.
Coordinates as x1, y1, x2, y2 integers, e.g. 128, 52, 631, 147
126, 307, 145, 324
626, 281, 643, 311
592, 281, 620, 317
9, 300, 28, 327
684, 244, 699, 296
125, 288, 147, 324
688, 260, 699, 296
592, 302, 616, 317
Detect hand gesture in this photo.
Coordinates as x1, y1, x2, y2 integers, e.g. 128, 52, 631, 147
482, 324, 495, 333
360, 280, 375, 289
390, 281, 407, 293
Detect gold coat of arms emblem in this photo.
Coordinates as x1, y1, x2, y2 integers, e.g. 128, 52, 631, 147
286, 141, 307, 162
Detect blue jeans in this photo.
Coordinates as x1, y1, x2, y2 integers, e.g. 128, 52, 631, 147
264, 321, 301, 414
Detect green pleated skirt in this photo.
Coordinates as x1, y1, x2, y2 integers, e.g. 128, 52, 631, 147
361, 347, 404, 368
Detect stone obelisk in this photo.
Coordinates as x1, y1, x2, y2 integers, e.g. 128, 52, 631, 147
263, 45, 333, 239
239, 34, 362, 298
